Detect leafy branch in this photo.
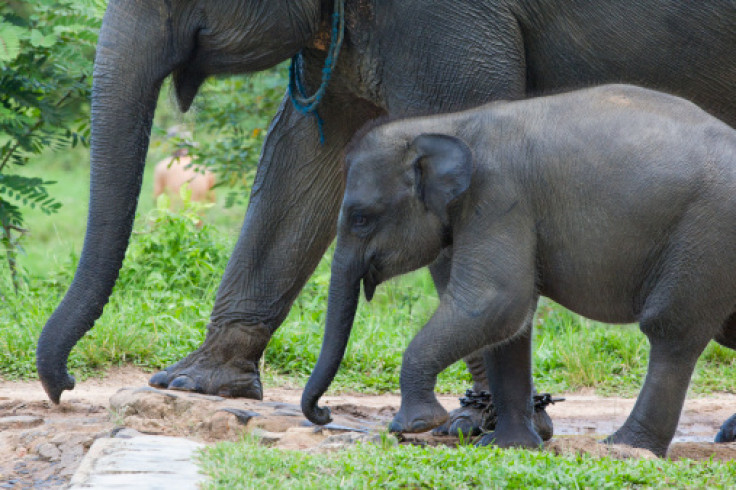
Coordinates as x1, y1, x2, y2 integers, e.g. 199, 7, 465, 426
0, 1, 100, 292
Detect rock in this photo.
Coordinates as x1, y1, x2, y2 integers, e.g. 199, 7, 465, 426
0, 416, 43, 430
248, 415, 307, 433
545, 437, 657, 460
69, 435, 206, 490
111, 427, 143, 439
59, 443, 84, 468
35, 443, 61, 462
19, 429, 50, 445
119, 415, 166, 434
274, 427, 330, 450
219, 408, 261, 425
250, 428, 283, 446
308, 422, 372, 434
311, 432, 396, 453
208, 411, 247, 440
50, 432, 93, 448
110, 387, 194, 419
93, 429, 113, 440
272, 408, 302, 417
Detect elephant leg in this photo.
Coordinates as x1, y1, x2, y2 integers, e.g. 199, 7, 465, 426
476, 317, 543, 448
388, 291, 536, 437
432, 344, 553, 440
607, 241, 736, 456
430, 250, 552, 441
428, 249, 488, 436
150, 94, 379, 397
388, 224, 538, 439
605, 335, 708, 456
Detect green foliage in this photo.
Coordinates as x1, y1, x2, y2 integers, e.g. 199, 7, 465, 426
200, 436, 736, 489
0, 0, 101, 289
118, 188, 225, 296
0, 197, 230, 378
533, 301, 649, 396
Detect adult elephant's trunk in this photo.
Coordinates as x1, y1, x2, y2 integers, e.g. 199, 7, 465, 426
301, 248, 365, 425
36, 1, 188, 403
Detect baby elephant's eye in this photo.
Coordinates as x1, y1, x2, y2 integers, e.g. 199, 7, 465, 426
352, 214, 369, 228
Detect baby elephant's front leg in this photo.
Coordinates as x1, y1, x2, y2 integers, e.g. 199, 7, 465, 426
389, 288, 535, 436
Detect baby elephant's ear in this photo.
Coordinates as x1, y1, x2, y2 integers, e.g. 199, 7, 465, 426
412, 133, 473, 225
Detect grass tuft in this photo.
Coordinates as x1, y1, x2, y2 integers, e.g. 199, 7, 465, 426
198, 436, 736, 489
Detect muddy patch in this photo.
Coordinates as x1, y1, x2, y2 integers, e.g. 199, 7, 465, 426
2, 368, 736, 488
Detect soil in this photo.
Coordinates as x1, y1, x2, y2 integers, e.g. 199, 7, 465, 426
2, 367, 736, 488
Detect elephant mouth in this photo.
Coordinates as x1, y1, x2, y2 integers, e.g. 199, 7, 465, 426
362, 262, 381, 302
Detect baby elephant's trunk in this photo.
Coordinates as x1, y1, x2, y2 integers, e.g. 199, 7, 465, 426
301, 252, 363, 425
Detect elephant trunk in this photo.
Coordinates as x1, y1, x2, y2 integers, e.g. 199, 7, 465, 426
36, 1, 187, 403
301, 249, 365, 425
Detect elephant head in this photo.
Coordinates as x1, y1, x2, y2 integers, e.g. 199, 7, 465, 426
301, 126, 474, 424
36, 0, 326, 403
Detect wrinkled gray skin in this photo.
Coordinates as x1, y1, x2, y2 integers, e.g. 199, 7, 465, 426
303, 85, 736, 456
36, 0, 736, 440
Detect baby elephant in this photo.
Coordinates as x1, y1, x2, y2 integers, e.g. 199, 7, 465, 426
301, 84, 736, 457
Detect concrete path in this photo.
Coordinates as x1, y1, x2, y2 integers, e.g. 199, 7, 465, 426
69, 434, 207, 489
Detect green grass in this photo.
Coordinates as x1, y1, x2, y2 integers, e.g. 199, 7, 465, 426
198, 436, 736, 489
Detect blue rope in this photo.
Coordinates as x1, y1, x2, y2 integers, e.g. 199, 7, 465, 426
288, 0, 345, 144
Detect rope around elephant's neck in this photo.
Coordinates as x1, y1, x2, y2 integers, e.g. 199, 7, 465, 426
288, 0, 345, 145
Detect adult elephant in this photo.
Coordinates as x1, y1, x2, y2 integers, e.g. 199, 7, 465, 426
37, 0, 736, 441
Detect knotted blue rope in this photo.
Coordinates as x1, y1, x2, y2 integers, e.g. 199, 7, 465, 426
288, 0, 345, 144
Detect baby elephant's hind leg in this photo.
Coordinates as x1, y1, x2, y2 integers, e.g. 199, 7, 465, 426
609, 236, 736, 456
607, 336, 707, 456
606, 313, 714, 456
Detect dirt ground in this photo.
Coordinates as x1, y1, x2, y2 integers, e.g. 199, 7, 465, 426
2, 367, 736, 488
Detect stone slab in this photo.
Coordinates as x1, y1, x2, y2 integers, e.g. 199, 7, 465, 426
69, 435, 207, 489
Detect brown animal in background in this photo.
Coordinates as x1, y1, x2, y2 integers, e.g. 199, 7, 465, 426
153, 149, 215, 204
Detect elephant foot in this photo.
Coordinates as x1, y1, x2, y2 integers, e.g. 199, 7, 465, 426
149, 322, 271, 399
389, 397, 449, 434
715, 413, 736, 442
431, 390, 555, 441
603, 422, 669, 457
476, 423, 543, 449
431, 404, 484, 437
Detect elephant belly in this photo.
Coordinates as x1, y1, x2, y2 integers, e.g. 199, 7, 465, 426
540, 280, 638, 325
536, 244, 651, 325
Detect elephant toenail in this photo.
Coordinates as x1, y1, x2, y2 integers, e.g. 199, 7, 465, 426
388, 420, 404, 433
148, 370, 170, 388
431, 425, 449, 436
450, 417, 479, 437
169, 375, 200, 392
410, 420, 430, 433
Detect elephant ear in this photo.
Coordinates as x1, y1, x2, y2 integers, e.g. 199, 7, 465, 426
412, 133, 473, 225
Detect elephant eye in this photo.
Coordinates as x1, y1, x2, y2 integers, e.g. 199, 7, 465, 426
350, 212, 371, 231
